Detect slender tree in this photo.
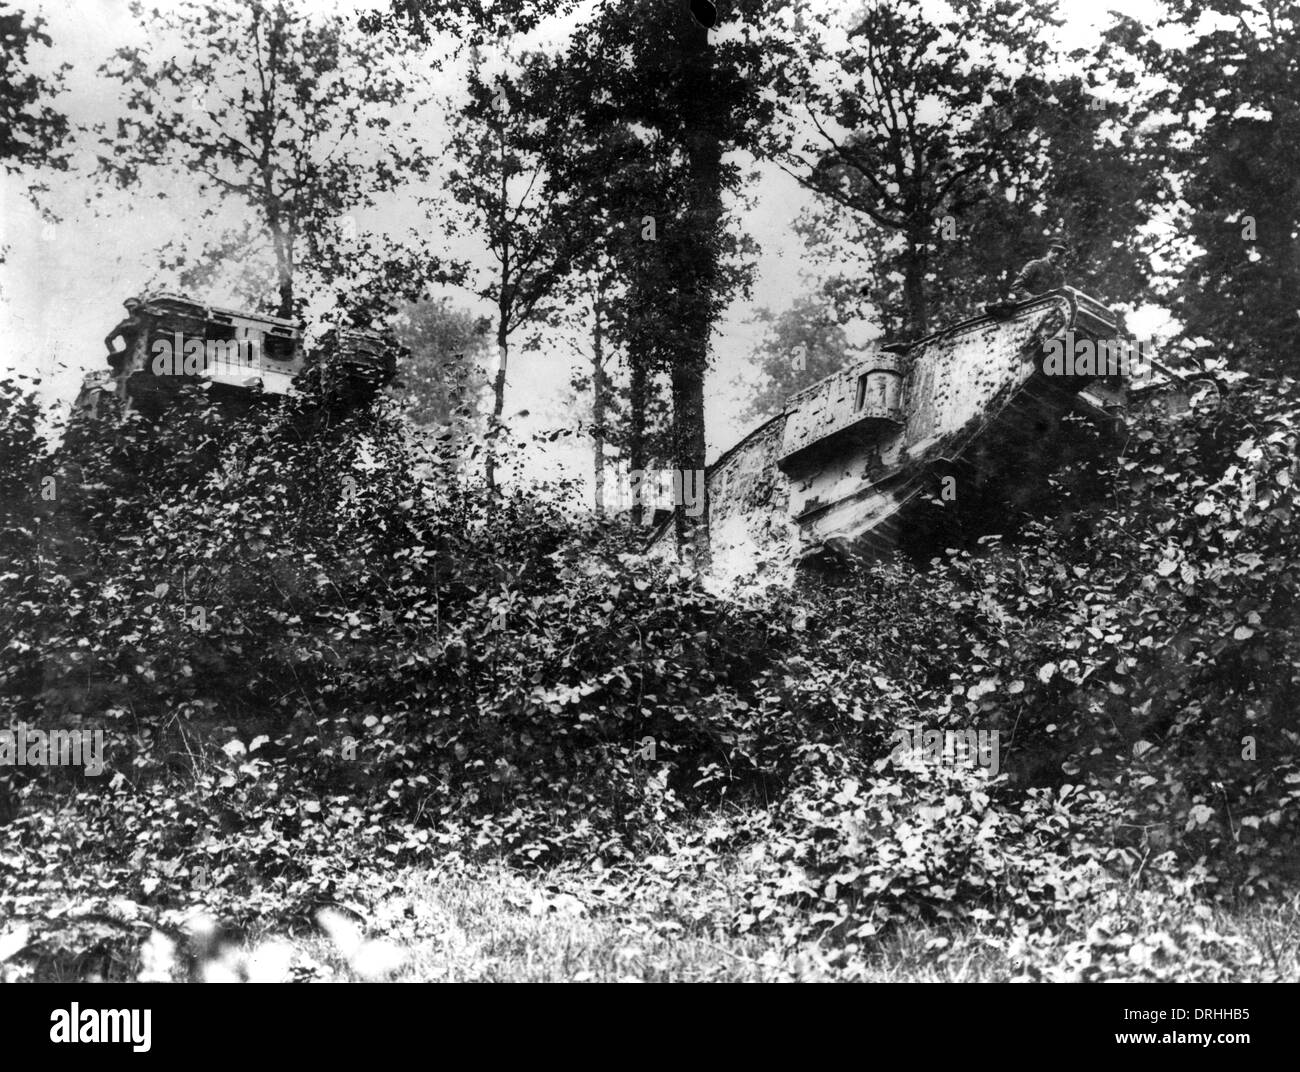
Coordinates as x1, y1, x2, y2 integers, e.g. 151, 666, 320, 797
540, 0, 766, 560
762, 0, 1059, 339
1114, 0, 1300, 372
97, 0, 437, 320
441, 58, 604, 487
562, 269, 619, 514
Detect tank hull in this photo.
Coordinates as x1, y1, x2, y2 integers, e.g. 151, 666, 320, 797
79, 293, 396, 416
649, 289, 1165, 568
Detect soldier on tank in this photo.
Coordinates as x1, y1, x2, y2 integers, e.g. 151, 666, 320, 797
104, 297, 146, 370
1008, 241, 1067, 300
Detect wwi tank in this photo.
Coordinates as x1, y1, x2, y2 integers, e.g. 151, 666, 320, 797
75, 292, 397, 416
651, 287, 1216, 568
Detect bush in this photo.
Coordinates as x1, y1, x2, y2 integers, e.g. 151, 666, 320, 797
1, 367, 1297, 961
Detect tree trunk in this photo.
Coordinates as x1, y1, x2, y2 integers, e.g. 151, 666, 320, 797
628, 337, 648, 526
254, 8, 293, 323
591, 291, 606, 515
671, 9, 716, 567
485, 111, 512, 493
903, 223, 929, 340
275, 272, 293, 321
486, 318, 508, 491
264, 196, 294, 320
670, 353, 709, 565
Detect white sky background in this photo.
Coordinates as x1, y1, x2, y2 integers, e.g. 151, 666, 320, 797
1, 0, 1176, 498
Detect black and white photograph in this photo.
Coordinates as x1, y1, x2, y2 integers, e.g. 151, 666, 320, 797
0, 0, 1294, 1026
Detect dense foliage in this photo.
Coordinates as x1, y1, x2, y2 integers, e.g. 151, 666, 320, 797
2, 362, 1297, 978
0, 2, 68, 181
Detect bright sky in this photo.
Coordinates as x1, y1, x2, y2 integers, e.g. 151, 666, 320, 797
0, 0, 1173, 497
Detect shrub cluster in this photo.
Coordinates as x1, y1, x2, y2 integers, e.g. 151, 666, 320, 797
1, 369, 1296, 961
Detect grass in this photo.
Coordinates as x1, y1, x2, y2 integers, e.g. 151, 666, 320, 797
6, 800, 1297, 983
194, 860, 1300, 983
11, 854, 1298, 982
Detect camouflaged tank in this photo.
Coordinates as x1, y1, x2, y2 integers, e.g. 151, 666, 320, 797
75, 292, 397, 416
650, 288, 1222, 568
